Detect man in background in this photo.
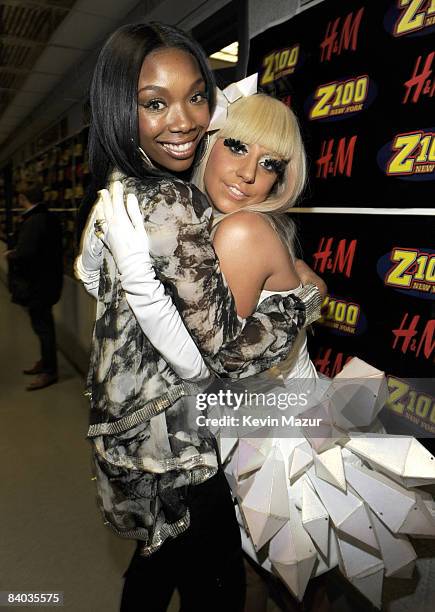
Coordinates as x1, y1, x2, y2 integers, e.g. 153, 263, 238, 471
6, 183, 63, 390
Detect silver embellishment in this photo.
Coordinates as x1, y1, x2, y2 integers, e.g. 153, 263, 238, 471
87, 381, 202, 437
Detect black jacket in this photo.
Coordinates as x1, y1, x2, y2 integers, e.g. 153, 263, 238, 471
9, 203, 63, 307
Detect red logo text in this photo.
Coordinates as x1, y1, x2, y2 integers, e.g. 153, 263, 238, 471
391, 313, 435, 359
320, 7, 365, 62
403, 52, 435, 104
312, 238, 357, 278
314, 347, 353, 377
316, 135, 358, 179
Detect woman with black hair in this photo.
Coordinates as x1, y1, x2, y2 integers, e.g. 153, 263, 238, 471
76, 22, 323, 611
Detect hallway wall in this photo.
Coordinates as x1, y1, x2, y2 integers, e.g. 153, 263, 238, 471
1, 240, 94, 374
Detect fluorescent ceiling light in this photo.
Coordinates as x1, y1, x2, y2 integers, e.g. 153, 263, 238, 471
209, 41, 238, 63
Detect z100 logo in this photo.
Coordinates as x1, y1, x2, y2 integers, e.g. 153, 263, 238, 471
317, 295, 366, 336
316, 136, 358, 179
392, 313, 435, 360
260, 45, 300, 86
308, 75, 373, 121
387, 376, 435, 432
378, 248, 435, 299
393, 0, 435, 37
378, 129, 435, 180
320, 7, 364, 62
403, 52, 435, 103
312, 237, 357, 278
314, 347, 353, 377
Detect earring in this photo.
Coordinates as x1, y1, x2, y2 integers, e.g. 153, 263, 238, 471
138, 146, 154, 168
194, 133, 211, 167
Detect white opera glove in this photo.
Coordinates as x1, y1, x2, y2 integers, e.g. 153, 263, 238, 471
74, 196, 105, 299
99, 181, 210, 383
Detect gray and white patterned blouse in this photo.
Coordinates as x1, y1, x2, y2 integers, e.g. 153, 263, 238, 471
86, 175, 320, 556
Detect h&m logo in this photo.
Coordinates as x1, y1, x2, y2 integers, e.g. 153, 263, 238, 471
320, 7, 365, 62
392, 313, 435, 360
312, 237, 357, 278
314, 347, 353, 377
403, 52, 435, 104
316, 136, 358, 179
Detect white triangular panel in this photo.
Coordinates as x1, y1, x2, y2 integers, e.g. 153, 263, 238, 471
314, 446, 346, 491
404, 438, 435, 479
237, 472, 255, 500
368, 508, 416, 578
302, 399, 346, 453
241, 507, 284, 551
308, 470, 378, 551
269, 504, 317, 601
344, 462, 415, 533
289, 444, 313, 483
351, 567, 384, 609
397, 494, 435, 537
240, 446, 289, 549
340, 504, 379, 552
288, 472, 306, 509
328, 357, 387, 430
346, 434, 435, 486
236, 437, 273, 478
336, 531, 383, 580
302, 480, 329, 557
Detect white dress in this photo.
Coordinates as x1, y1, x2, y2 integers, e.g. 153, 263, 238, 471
223, 288, 435, 608
258, 285, 317, 381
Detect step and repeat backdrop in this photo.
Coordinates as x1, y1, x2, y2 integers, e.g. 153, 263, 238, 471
248, 0, 434, 435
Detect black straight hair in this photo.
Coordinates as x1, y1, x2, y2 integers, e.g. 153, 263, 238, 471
90, 21, 215, 187
77, 22, 216, 240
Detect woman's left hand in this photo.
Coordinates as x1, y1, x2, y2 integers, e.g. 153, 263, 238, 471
98, 180, 151, 272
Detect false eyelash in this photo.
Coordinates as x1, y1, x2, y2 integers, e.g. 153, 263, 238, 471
265, 158, 287, 176
223, 138, 246, 152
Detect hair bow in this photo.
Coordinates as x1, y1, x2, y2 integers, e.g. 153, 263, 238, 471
208, 73, 258, 132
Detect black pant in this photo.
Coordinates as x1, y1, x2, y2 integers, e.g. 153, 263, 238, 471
28, 305, 57, 374
121, 469, 246, 612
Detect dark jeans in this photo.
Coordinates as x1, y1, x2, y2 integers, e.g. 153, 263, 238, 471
121, 469, 246, 612
28, 305, 57, 374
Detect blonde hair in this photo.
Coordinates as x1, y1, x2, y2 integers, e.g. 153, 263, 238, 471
193, 93, 307, 214
192, 93, 306, 257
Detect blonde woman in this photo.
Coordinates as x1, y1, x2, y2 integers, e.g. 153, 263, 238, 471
193, 93, 319, 379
